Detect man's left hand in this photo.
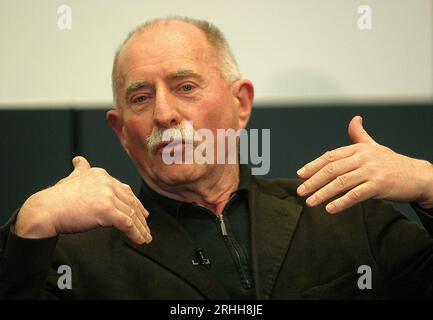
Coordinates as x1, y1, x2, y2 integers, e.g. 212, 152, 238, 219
296, 116, 433, 214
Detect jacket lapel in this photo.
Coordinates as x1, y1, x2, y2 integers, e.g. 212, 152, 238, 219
123, 208, 229, 300
249, 178, 303, 299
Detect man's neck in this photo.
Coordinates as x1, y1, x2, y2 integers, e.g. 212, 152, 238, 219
143, 164, 240, 216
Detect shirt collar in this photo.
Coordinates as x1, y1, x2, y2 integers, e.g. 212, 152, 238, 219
139, 164, 251, 216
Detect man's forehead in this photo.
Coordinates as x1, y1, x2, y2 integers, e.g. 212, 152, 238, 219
121, 22, 213, 61
117, 23, 217, 79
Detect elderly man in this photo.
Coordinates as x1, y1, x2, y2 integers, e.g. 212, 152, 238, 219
1, 17, 433, 299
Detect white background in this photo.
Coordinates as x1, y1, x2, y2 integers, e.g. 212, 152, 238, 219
0, 0, 432, 108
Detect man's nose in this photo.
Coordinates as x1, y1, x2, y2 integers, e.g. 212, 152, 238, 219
153, 88, 181, 128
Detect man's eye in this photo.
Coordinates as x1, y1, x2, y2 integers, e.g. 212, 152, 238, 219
133, 95, 148, 103
180, 84, 194, 92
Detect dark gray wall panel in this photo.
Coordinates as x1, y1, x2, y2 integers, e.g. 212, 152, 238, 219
248, 105, 433, 179
1, 105, 432, 224
78, 110, 141, 192
0, 111, 73, 223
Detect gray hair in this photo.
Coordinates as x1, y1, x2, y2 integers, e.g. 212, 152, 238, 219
111, 16, 241, 107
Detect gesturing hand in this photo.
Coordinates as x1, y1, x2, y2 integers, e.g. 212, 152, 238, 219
296, 116, 433, 214
15, 156, 152, 244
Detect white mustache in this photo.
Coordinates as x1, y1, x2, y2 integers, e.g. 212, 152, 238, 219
146, 121, 197, 154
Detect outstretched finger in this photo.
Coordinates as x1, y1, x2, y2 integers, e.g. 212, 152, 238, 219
133, 202, 152, 237
325, 182, 375, 214
297, 154, 362, 197
111, 208, 146, 244
113, 179, 149, 219
305, 167, 367, 207
297, 145, 357, 179
112, 197, 151, 243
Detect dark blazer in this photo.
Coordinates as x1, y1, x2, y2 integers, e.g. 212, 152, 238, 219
1, 176, 433, 299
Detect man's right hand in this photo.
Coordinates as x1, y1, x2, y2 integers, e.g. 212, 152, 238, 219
14, 156, 152, 245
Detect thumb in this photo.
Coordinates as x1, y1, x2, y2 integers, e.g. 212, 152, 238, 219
348, 115, 377, 145
57, 156, 91, 184
72, 156, 91, 172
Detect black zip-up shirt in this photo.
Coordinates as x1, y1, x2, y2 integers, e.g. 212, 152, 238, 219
140, 164, 254, 299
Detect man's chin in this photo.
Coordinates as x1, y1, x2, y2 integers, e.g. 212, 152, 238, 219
152, 162, 206, 186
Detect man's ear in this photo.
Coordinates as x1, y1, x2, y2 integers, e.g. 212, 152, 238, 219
106, 108, 127, 147
231, 80, 254, 129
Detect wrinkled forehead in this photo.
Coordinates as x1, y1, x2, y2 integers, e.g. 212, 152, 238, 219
117, 22, 219, 80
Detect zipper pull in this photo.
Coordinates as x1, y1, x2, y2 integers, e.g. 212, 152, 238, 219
218, 214, 228, 236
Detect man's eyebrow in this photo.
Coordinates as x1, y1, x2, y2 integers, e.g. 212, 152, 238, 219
125, 80, 150, 99
167, 70, 204, 81
123, 71, 203, 100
